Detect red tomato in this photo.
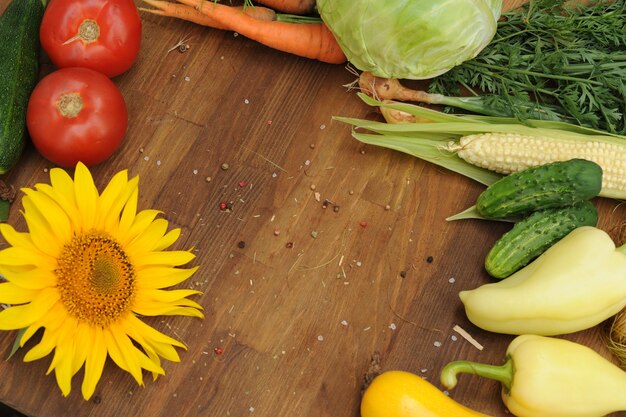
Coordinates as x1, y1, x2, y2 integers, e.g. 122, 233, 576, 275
40, 0, 142, 78
26, 67, 128, 168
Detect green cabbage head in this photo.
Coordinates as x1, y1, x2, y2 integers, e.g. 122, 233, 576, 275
317, 0, 503, 80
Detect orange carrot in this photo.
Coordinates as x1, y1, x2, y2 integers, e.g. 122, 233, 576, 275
141, 0, 228, 29
141, 0, 277, 30
254, 0, 316, 15
175, 0, 346, 64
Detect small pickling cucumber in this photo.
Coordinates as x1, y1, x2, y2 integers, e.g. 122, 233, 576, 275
476, 159, 602, 219
485, 200, 598, 279
0, 0, 46, 174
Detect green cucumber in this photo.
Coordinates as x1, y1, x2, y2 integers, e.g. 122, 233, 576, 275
0, 0, 46, 174
476, 159, 602, 219
485, 200, 598, 279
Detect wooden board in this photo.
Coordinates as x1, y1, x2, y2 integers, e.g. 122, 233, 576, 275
1, 1, 625, 416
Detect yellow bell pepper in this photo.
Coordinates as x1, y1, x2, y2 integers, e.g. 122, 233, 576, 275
459, 226, 626, 335
441, 335, 626, 417
361, 370, 491, 417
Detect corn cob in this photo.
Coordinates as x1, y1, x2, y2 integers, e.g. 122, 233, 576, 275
445, 133, 626, 199
335, 94, 626, 200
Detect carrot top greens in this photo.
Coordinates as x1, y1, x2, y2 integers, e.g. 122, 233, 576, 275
428, 0, 626, 134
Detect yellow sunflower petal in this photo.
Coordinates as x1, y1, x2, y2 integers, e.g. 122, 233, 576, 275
34, 183, 79, 221
118, 209, 162, 248
136, 288, 202, 304
0, 267, 56, 290
22, 303, 67, 354
123, 316, 183, 362
153, 228, 181, 251
126, 314, 186, 348
19, 197, 61, 258
0, 282, 39, 304
71, 322, 91, 377
132, 250, 196, 268
102, 327, 131, 376
103, 325, 144, 386
0, 288, 60, 330
24, 327, 57, 362
21, 323, 42, 347
135, 266, 199, 290
125, 217, 168, 254
0, 245, 56, 270
133, 304, 205, 318
115, 320, 169, 374
81, 327, 107, 400
109, 323, 165, 384
21, 188, 72, 251
94, 168, 128, 227
48, 167, 78, 213
101, 176, 139, 233
0, 224, 37, 252
51, 334, 75, 397
145, 349, 163, 381
73, 162, 99, 232
117, 186, 139, 238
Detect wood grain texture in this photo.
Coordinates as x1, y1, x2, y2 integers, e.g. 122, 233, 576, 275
0, 1, 625, 416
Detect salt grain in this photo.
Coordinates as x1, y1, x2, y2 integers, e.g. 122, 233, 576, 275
388, 323, 397, 330
434, 341, 442, 347
448, 277, 456, 284
317, 335, 324, 341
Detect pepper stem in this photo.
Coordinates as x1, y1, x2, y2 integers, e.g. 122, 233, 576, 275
440, 355, 514, 392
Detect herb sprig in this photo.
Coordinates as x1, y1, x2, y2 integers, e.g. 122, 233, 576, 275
429, 0, 626, 134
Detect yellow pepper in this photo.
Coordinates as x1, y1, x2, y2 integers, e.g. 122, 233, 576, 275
361, 370, 491, 417
441, 335, 626, 417
460, 226, 626, 335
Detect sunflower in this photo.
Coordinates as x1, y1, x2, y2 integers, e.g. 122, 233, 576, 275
0, 163, 203, 400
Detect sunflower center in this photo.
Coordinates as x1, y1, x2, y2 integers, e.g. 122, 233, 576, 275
56, 231, 135, 327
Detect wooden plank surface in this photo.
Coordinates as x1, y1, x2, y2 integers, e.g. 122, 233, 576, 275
1, 1, 625, 416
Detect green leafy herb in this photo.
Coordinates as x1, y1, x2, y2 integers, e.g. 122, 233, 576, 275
428, 0, 626, 134
0, 199, 9, 222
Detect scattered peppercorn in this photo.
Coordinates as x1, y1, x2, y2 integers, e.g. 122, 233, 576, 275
399, 271, 407, 278
286, 242, 294, 249
237, 241, 246, 249
426, 256, 434, 263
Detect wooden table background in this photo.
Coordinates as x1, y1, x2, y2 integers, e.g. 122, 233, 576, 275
1, 1, 625, 416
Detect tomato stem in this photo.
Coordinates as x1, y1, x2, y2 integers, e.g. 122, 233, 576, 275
62, 19, 100, 45
56, 93, 83, 118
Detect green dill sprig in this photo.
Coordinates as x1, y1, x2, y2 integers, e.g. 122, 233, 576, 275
429, 0, 626, 134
